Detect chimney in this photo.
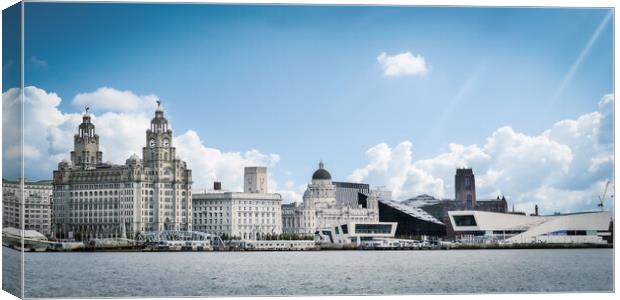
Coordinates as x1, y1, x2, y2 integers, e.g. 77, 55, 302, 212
214, 181, 222, 191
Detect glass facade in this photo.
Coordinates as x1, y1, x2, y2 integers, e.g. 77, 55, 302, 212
354, 224, 392, 234
453, 215, 477, 226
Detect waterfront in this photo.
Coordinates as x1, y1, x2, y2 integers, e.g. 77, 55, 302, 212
3, 247, 613, 297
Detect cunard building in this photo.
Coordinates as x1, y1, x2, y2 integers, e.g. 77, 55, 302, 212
52, 103, 193, 240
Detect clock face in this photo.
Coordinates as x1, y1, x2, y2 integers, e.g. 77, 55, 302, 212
163, 139, 170, 147
149, 139, 156, 148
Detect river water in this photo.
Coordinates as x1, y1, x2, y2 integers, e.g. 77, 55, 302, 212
2, 248, 614, 298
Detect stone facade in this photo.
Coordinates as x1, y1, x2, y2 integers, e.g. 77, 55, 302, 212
2, 178, 53, 236
52, 105, 193, 240
282, 161, 379, 235
193, 166, 282, 240
192, 191, 282, 240
244, 166, 268, 193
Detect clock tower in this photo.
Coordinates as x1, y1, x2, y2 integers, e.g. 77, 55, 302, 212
70, 107, 102, 169
142, 101, 176, 168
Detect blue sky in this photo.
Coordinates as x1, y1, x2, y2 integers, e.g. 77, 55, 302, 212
2, 3, 614, 213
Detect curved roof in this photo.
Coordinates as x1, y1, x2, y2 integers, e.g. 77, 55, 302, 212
312, 169, 332, 180
312, 161, 332, 180
448, 210, 612, 243
380, 199, 444, 225
2, 227, 48, 240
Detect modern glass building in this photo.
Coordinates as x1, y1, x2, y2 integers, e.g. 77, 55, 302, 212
378, 199, 447, 237
448, 210, 612, 244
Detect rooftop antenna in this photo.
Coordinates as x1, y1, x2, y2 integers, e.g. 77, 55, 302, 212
598, 180, 612, 211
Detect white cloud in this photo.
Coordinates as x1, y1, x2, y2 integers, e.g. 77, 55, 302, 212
377, 51, 429, 77
349, 94, 614, 214
2, 86, 156, 180
269, 179, 305, 204
2, 86, 82, 179
348, 141, 446, 199
2, 86, 302, 202
30, 56, 48, 69
4, 86, 613, 211
174, 130, 281, 192
73, 87, 158, 113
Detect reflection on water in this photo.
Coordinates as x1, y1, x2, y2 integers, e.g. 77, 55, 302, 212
8, 248, 613, 298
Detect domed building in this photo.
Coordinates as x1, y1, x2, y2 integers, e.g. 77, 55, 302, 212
303, 161, 337, 208
312, 161, 332, 180
282, 161, 379, 236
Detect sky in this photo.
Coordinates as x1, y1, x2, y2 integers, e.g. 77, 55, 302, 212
2, 3, 614, 214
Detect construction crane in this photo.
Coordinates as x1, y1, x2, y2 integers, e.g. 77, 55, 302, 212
597, 181, 612, 211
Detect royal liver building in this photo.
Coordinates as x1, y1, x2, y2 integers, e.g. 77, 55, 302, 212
52, 104, 193, 240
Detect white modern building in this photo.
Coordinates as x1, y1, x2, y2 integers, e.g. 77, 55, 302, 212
52, 104, 193, 240
282, 161, 379, 236
314, 222, 398, 247
448, 210, 612, 244
192, 167, 282, 240
2, 178, 53, 236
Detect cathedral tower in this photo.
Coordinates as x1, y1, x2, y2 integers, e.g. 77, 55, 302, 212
455, 168, 476, 209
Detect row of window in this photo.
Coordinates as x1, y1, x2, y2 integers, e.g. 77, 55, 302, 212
70, 211, 119, 217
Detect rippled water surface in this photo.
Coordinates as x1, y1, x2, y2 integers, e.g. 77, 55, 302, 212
4, 248, 613, 297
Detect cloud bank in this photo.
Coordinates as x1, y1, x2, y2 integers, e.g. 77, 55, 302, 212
73, 87, 159, 113
2, 86, 292, 200
3, 86, 613, 212
348, 94, 614, 214
174, 130, 280, 192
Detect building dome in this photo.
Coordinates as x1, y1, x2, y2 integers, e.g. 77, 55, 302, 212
312, 161, 331, 180
125, 153, 142, 165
